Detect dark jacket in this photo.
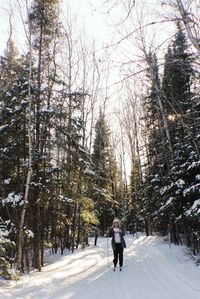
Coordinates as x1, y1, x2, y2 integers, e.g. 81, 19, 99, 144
109, 228, 126, 250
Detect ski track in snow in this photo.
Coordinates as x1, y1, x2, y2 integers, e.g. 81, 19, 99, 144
1, 235, 200, 299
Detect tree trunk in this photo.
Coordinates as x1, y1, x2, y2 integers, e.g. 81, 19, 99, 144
176, 0, 200, 55
17, 17, 33, 271
144, 218, 149, 236
33, 203, 41, 271
71, 204, 77, 253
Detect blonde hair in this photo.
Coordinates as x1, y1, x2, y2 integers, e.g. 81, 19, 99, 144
112, 218, 121, 227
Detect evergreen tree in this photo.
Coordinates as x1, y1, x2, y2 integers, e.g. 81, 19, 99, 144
142, 25, 199, 236
162, 26, 193, 116
27, 0, 61, 271
0, 41, 33, 275
159, 25, 195, 227
141, 51, 168, 232
0, 218, 16, 279
51, 91, 99, 252
91, 111, 117, 232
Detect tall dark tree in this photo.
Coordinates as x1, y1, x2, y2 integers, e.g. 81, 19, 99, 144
159, 25, 195, 225
0, 39, 34, 275
91, 111, 117, 232
27, 0, 61, 271
141, 25, 199, 237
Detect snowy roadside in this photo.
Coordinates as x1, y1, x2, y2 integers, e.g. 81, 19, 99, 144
0, 235, 200, 299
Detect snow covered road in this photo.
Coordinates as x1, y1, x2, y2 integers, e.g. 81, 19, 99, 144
1, 235, 200, 299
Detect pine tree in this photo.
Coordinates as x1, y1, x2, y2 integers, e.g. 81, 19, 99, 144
91, 111, 116, 232
162, 26, 193, 116
142, 25, 198, 234
27, 0, 61, 271
141, 51, 168, 232
0, 218, 16, 279
159, 25, 195, 227
0, 40, 33, 274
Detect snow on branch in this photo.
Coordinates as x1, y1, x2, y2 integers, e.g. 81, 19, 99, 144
2, 192, 24, 207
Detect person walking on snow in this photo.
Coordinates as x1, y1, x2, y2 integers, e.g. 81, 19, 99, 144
109, 218, 126, 271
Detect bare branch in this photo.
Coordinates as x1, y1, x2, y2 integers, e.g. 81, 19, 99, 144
100, 18, 179, 52
175, 0, 200, 54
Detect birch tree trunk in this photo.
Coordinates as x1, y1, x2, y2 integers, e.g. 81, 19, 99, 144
17, 2, 33, 270
145, 52, 174, 161
175, 0, 200, 55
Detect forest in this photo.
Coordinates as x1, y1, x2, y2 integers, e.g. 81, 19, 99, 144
0, 0, 200, 279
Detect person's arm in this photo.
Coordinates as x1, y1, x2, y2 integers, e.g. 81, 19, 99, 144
121, 228, 125, 236
108, 228, 113, 238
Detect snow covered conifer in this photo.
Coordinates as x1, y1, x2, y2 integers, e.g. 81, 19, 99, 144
91, 111, 117, 232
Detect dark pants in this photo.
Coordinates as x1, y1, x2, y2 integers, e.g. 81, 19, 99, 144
94, 235, 98, 246
113, 243, 123, 267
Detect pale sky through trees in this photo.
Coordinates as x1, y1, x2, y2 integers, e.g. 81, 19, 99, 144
0, 0, 176, 123
0, 0, 178, 178
0, 0, 111, 54
0, 0, 177, 61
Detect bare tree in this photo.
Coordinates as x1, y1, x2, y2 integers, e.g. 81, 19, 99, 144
16, 0, 33, 272
175, 0, 200, 55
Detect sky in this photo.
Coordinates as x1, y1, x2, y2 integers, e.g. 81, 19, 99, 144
0, 0, 177, 92
0, 0, 176, 54
0, 0, 112, 54
0, 0, 27, 55
65, 0, 110, 41
0, 0, 177, 177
